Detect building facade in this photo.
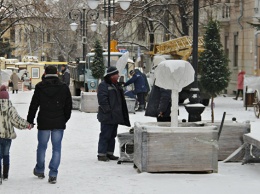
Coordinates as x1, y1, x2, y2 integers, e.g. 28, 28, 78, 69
201, 0, 260, 94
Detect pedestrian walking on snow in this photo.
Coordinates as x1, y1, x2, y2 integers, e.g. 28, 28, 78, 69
27, 66, 72, 184
233, 70, 245, 100
0, 85, 32, 182
10, 71, 20, 94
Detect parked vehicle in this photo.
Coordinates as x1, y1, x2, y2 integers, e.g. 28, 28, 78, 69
68, 52, 130, 96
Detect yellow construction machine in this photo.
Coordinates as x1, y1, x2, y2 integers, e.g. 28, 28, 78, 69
151, 36, 204, 60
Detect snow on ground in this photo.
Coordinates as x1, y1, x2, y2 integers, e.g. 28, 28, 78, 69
1, 91, 260, 194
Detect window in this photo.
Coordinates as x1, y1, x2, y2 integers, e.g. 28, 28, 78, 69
234, 33, 239, 67
10, 28, 15, 42
224, 34, 229, 59
137, 23, 146, 41
32, 68, 40, 78
19, 29, 22, 42
46, 30, 51, 42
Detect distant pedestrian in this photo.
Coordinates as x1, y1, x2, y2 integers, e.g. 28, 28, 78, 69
21, 71, 31, 90
61, 65, 70, 86
27, 65, 72, 184
233, 70, 245, 100
10, 71, 20, 94
0, 85, 32, 181
124, 69, 147, 111
134, 69, 150, 106
97, 66, 130, 162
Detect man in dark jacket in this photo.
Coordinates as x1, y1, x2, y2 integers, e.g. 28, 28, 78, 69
27, 65, 72, 184
124, 69, 147, 111
145, 83, 171, 122
61, 65, 70, 86
97, 66, 130, 162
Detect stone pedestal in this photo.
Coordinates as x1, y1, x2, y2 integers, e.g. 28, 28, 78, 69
134, 122, 218, 173
80, 92, 98, 113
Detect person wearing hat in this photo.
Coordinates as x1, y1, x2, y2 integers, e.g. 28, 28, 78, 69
97, 66, 130, 161
0, 85, 32, 181
27, 65, 72, 184
124, 69, 147, 111
61, 65, 70, 86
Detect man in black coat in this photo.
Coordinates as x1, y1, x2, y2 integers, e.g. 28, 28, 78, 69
97, 66, 130, 161
27, 65, 72, 184
61, 65, 70, 86
145, 83, 171, 122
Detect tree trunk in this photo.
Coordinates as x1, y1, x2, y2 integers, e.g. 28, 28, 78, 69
211, 96, 214, 123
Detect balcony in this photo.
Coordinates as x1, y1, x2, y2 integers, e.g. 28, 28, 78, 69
216, 3, 231, 25
200, 3, 230, 25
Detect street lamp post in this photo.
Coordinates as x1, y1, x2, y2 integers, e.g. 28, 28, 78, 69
69, 7, 99, 61
87, 0, 131, 67
184, 0, 205, 122
192, 0, 199, 90
41, 52, 45, 61
188, 0, 200, 104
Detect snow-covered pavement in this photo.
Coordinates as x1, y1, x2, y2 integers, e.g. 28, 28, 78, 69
1, 91, 259, 194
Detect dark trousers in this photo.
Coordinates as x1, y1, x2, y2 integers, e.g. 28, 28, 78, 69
98, 123, 118, 156
235, 89, 243, 99
0, 138, 12, 168
137, 92, 145, 106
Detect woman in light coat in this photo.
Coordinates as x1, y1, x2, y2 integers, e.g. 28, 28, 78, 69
10, 71, 20, 94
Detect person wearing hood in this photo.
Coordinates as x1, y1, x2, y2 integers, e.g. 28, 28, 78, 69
0, 85, 31, 181
233, 70, 245, 100
27, 65, 72, 184
61, 65, 70, 86
97, 66, 130, 162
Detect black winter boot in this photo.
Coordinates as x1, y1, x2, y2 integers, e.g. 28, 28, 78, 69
97, 155, 109, 162
107, 154, 119, 160
33, 168, 45, 179
3, 165, 9, 180
48, 176, 57, 184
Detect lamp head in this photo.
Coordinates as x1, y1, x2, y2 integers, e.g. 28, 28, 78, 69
87, 0, 99, 9
118, 0, 131, 10
70, 22, 78, 31
90, 23, 97, 32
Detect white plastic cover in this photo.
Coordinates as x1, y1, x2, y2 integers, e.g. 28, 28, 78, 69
116, 52, 129, 75
154, 60, 195, 127
154, 60, 195, 92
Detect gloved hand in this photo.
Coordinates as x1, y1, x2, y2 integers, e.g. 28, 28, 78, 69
158, 112, 163, 117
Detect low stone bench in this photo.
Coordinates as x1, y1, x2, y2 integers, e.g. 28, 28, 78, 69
214, 121, 250, 161
243, 133, 260, 149
242, 133, 260, 164
72, 96, 81, 110
80, 92, 98, 113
